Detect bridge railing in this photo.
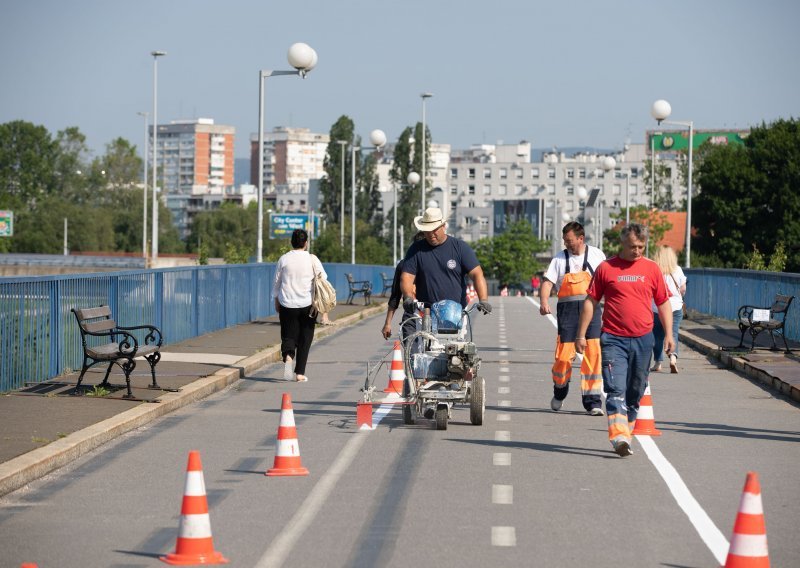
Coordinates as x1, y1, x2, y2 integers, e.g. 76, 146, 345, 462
0, 262, 391, 392
684, 268, 800, 342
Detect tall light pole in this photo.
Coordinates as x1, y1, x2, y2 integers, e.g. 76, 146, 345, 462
602, 156, 630, 225
651, 99, 693, 268
402, 171, 420, 263
336, 140, 348, 248
646, 130, 662, 257
150, 50, 166, 262
420, 92, 433, 215
257, 43, 318, 263
351, 129, 387, 264
137, 111, 149, 259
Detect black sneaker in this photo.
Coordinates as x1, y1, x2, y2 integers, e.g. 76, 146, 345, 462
614, 440, 633, 457
423, 407, 435, 419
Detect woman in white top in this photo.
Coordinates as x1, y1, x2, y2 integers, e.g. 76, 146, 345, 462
272, 229, 326, 382
651, 245, 687, 373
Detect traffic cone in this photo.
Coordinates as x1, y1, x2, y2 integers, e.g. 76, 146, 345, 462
161, 451, 229, 565
266, 393, 309, 476
632, 382, 662, 436
20, 564, 38, 567
724, 471, 769, 568
383, 340, 405, 394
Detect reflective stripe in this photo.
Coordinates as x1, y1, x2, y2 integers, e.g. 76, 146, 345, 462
279, 410, 296, 427
276, 438, 300, 456
177, 513, 213, 539
728, 533, 769, 557
637, 406, 655, 420
183, 471, 206, 497
739, 492, 764, 515
557, 294, 587, 303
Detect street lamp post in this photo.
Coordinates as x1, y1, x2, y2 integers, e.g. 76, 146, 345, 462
137, 111, 149, 259
256, 43, 318, 263
401, 171, 420, 264
602, 156, 630, 225
651, 99, 693, 268
351, 129, 387, 264
336, 140, 348, 248
150, 51, 166, 262
420, 92, 433, 215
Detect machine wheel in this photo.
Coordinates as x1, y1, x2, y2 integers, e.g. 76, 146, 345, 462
402, 379, 416, 424
435, 406, 448, 430
470, 376, 485, 425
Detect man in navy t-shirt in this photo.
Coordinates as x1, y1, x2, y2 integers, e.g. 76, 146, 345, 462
401, 207, 491, 314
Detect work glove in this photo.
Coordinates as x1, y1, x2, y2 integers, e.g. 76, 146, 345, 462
477, 300, 493, 314
403, 297, 417, 313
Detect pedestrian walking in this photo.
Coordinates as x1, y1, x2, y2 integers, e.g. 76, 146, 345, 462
539, 222, 606, 414
650, 245, 687, 373
575, 223, 673, 457
272, 229, 325, 382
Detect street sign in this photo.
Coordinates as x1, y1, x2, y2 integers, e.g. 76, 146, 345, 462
269, 213, 319, 239
0, 210, 13, 237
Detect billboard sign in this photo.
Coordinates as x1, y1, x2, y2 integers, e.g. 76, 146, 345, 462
649, 130, 748, 152
0, 210, 13, 237
269, 213, 320, 239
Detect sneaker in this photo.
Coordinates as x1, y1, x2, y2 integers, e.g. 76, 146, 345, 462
295, 374, 308, 382
550, 397, 563, 411
614, 440, 633, 457
283, 355, 294, 381
588, 407, 604, 416
651, 362, 662, 372
669, 353, 678, 374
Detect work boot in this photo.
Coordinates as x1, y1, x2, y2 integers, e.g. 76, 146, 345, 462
614, 440, 633, 457
550, 397, 563, 411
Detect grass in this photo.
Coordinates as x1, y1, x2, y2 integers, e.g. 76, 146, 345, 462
31, 436, 50, 445
85, 385, 111, 397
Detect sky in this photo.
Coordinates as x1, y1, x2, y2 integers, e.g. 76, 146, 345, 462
1, 0, 798, 161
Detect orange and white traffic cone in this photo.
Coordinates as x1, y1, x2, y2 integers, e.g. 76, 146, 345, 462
383, 340, 405, 394
632, 382, 662, 436
724, 471, 769, 568
20, 564, 38, 567
161, 451, 229, 565
266, 393, 309, 476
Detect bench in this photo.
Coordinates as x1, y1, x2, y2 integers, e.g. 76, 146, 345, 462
380, 272, 393, 296
345, 273, 372, 305
736, 294, 794, 352
72, 306, 163, 399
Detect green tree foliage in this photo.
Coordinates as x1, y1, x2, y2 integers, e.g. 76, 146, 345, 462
389, 123, 430, 234
473, 220, 548, 286
0, 120, 58, 208
188, 201, 257, 258
318, 116, 355, 224
693, 118, 800, 271
312, 220, 390, 265
642, 158, 675, 211
601, 206, 673, 257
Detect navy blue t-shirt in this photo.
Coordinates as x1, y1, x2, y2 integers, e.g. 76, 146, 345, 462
403, 236, 480, 307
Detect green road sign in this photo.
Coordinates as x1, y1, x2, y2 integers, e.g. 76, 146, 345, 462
0, 210, 12, 237
649, 130, 748, 152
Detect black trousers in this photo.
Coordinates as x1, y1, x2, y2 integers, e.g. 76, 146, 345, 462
279, 304, 316, 375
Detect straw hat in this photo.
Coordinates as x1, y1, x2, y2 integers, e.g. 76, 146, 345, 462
414, 207, 445, 231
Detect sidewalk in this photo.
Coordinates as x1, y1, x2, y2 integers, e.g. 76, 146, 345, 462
1, 303, 798, 497
0, 300, 387, 496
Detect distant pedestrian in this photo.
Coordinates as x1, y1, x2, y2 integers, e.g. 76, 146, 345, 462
531, 275, 541, 295
650, 246, 687, 373
576, 223, 673, 457
272, 229, 325, 382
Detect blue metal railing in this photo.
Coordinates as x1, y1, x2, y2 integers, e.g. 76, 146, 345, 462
684, 268, 800, 342
0, 262, 391, 392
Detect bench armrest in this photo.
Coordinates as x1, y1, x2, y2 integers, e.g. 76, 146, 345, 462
83, 328, 140, 357
117, 324, 163, 347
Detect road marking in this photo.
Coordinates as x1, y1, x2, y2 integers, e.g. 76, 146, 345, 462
528, 291, 728, 563
498, 375, 510, 383
499, 366, 510, 372
492, 484, 513, 504
498, 400, 511, 407
492, 526, 516, 546
496, 413, 510, 422
498, 386, 510, 394
493, 452, 511, 466
495, 431, 510, 441
637, 436, 729, 565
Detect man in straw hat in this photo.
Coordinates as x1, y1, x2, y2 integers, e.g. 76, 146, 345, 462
400, 207, 491, 315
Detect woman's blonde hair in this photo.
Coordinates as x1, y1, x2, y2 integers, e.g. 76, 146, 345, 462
653, 245, 678, 275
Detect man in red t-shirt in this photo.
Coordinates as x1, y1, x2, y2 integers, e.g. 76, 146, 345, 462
575, 224, 674, 457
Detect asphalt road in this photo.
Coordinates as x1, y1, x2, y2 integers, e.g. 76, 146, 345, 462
1, 296, 798, 567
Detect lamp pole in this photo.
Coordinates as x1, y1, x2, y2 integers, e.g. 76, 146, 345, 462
602, 156, 629, 224
137, 111, 149, 260
420, 92, 433, 215
651, 99, 693, 268
257, 43, 318, 263
150, 50, 166, 262
336, 140, 347, 248
404, 171, 420, 263
351, 129, 387, 264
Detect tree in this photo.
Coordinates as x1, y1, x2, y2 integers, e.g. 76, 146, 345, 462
389, 123, 430, 235
188, 201, 257, 258
693, 118, 800, 271
473, 220, 548, 286
642, 158, 675, 211
312, 220, 390, 265
601, 206, 673, 257
319, 116, 355, 225
0, 120, 58, 208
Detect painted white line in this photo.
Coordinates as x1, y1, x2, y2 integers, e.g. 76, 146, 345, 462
498, 400, 511, 407
492, 526, 516, 546
496, 413, 511, 422
498, 375, 510, 383
500, 367, 510, 373
637, 436, 729, 565
495, 430, 510, 441
498, 386, 510, 394
493, 452, 511, 466
492, 484, 513, 504
159, 352, 243, 365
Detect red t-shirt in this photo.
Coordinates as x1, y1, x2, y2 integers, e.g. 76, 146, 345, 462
587, 255, 669, 337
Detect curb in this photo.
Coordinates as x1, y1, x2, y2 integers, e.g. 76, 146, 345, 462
679, 328, 800, 403
0, 303, 385, 497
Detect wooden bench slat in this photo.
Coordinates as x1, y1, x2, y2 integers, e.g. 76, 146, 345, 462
75, 306, 112, 320
83, 320, 116, 333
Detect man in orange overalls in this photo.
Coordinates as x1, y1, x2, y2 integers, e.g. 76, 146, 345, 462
539, 222, 605, 414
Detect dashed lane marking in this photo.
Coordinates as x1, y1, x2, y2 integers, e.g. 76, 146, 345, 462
496, 413, 511, 422
492, 484, 513, 505
492, 526, 516, 546
493, 453, 511, 466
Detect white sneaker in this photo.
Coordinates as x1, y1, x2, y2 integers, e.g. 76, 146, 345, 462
651, 362, 662, 372
669, 353, 678, 374
283, 355, 294, 381
589, 407, 604, 416
550, 397, 563, 411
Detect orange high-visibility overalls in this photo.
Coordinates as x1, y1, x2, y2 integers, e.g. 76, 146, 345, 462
551, 248, 603, 411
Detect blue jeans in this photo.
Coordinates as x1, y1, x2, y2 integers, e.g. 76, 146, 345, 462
600, 332, 654, 445
652, 308, 683, 362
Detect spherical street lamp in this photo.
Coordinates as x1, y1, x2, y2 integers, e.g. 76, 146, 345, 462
576, 186, 588, 201
407, 171, 420, 185
287, 43, 318, 72
369, 129, 387, 148
651, 99, 672, 124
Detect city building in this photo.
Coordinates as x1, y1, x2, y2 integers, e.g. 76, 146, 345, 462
153, 118, 236, 238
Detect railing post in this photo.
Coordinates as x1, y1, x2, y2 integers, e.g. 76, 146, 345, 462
48, 279, 62, 378
192, 268, 199, 337
154, 270, 164, 331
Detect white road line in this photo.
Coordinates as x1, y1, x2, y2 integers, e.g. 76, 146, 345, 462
498, 400, 511, 407
495, 431, 510, 441
498, 386, 510, 394
496, 413, 511, 422
493, 452, 511, 466
637, 436, 729, 565
492, 484, 514, 504
527, 287, 728, 563
499, 366, 510, 373
498, 375, 510, 383
492, 526, 516, 546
